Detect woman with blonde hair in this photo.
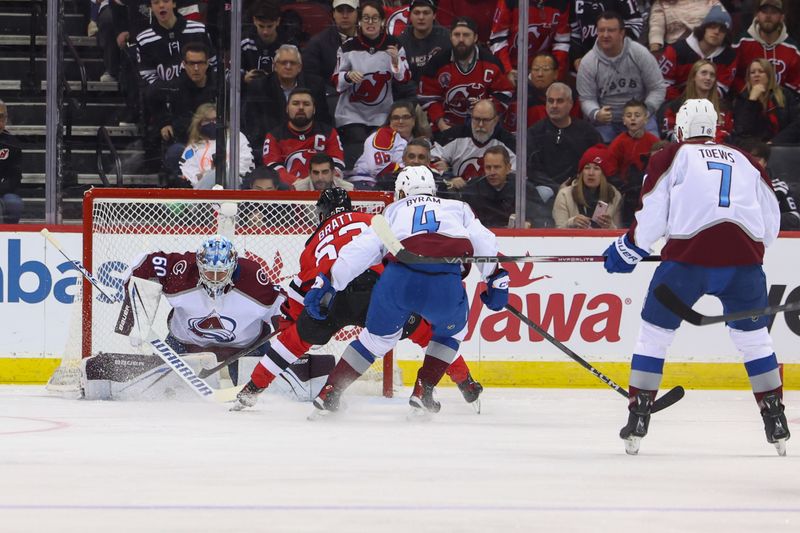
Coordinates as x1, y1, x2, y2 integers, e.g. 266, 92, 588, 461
553, 144, 623, 229
179, 103, 255, 189
734, 58, 797, 142
660, 59, 733, 142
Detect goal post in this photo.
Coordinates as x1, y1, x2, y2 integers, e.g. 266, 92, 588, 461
74, 188, 396, 397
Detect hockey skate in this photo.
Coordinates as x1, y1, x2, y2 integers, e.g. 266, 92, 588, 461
620, 391, 654, 455
457, 374, 483, 414
760, 394, 790, 456
308, 384, 343, 421
408, 378, 441, 421
229, 380, 265, 411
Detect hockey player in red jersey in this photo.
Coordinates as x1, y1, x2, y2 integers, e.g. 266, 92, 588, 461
232, 187, 484, 411
604, 99, 790, 456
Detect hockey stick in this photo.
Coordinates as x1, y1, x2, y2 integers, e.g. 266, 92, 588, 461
504, 304, 684, 414
197, 329, 276, 379
41, 229, 114, 300
371, 215, 661, 264
654, 283, 800, 326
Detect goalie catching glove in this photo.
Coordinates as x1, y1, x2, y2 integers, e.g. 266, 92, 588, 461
304, 273, 336, 320
604, 235, 649, 274
480, 269, 510, 311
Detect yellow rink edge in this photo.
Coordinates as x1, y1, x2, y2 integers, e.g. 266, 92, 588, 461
2, 358, 798, 390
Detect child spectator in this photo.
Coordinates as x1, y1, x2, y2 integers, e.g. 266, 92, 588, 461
608, 99, 659, 187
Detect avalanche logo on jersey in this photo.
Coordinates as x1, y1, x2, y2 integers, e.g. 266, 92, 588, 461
445, 83, 488, 118
350, 72, 393, 106
188, 311, 237, 343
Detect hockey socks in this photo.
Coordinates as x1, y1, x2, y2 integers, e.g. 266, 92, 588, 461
445, 355, 470, 384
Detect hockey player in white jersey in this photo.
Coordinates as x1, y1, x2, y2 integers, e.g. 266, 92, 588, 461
304, 166, 509, 414
604, 99, 790, 455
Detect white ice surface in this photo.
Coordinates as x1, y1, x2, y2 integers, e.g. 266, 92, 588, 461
0, 386, 797, 533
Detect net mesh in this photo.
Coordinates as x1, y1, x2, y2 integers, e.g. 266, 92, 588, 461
49, 190, 396, 396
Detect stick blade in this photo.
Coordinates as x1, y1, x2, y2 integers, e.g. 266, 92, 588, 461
652, 385, 685, 414
371, 214, 404, 256
654, 284, 704, 325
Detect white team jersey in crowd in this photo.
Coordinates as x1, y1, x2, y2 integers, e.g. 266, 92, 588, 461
330, 194, 499, 289
179, 132, 255, 188
349, 126, 407, 186
632, 141, 780, 257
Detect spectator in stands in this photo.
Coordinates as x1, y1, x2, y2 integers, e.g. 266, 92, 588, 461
648, 0, 723, 53
733, 0, 800, 96
503, 52, 581, 132
0, 101, 22, 224
178, 103, 255, 189
431, 99, 517, 190
333, 1, 412, 164
398, 0, 451, 83
293, 153, 355, 191
744, 140, 800, 230
659, 58, 734, 142
489, 0, 571, 83
402, 137, 433, 168
436, 0, 496, 43
247, 165, 288, 191
93, 0, 119, 82
527, 82, 603, 202
608, 99, 658, 186
460, 145, 553, 228
733, 57, 797, 142
552, 144, 622, 229
243, 45, 330, 150
153, 43, 217, 177
419, 17, 513, 134
262, 88, 345, 186
302, 0, 358, 101
242, 0, 287, 83
577, 11, 665, 142
569, 0, 644, 72
349, 101, 430, 189
659, 5, 737, 100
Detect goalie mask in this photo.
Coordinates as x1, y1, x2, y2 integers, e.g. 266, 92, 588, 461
196, 235, 238, 298
674, 98, 718, 142
395, 165, 437, 200
315, 187, 352, 223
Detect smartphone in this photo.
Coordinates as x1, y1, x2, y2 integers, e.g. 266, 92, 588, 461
591, 201, 609, 224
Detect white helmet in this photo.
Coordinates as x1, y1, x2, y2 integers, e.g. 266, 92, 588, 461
674, 98, 718, 141
395, 165, 437, 200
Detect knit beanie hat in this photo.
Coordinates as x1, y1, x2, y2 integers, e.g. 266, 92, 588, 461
701, 5, 732, 30
579, 144, 617, 177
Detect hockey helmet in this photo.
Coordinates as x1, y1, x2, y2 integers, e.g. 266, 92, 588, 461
674, 98, 717, 142
196, 235, 238, 298
394, 165, 437, 200
315, 187, 353, 223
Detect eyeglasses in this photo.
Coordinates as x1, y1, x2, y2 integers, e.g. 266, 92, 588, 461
361, 16, 381, 23
275, 60, 300, 67
531, 67, 554, 73
390, 114, 413, 121
472, 116, 496, 124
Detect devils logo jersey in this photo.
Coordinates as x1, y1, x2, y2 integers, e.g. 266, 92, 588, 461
418, 46, 513, 127
284, 211, 381, 319
489, 0, 571, 79
262, 121, 345, 185
125, 251, 284, 351
332, 33, 411, 127
135, 14, 216, 84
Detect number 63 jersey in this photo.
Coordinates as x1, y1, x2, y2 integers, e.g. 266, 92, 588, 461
628, 140, 780, 267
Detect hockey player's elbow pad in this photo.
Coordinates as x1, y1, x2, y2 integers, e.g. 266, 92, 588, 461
480, 269, 510, 311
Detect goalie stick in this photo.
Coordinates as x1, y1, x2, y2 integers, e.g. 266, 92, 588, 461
197, 328, 277, 379
370, 215, 661, 264
654, 284, 800, 326
41, 229, 114, 300
504, 304, 684, 414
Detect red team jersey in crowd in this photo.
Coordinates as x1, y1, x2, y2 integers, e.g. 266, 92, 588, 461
285, 211, 381, 319
489, 0, 571, 79
386, 6, 409, 37
629, 140, 778, 266
659, 38, 737, 100
262, 122, 345, 185
418, 47, 514, 127
732, 34, 800, 95
126, 252, 284, 352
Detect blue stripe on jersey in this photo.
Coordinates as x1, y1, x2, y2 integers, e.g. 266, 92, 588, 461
744, 353, 779, 377
431, 335, 460, 352
631, 354, 665, 374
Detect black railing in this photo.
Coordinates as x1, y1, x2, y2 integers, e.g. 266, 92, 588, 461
96, 126, 123, 186
63, 35, 87, 109
22, 0, 43, 94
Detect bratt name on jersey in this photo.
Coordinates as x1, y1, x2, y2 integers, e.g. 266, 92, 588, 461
317, 212, 359, 241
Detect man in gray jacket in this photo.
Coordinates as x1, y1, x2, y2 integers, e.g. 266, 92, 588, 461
576, 11, 665, 143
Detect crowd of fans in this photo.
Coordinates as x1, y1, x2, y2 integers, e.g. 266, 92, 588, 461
70, 0, 800, 230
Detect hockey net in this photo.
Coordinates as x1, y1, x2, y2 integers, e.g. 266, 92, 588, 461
49, 188, 397, 397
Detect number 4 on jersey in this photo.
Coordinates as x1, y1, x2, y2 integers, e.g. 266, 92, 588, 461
411, 206, 440, 233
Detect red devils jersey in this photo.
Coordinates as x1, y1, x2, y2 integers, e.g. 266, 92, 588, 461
659, 37, 737, 100
386, 6, 409, 37
262, 121, 345, 185
733, 33, 800, 95
489, 0, 571, 79
418, 46, 513, 127
285, 211, 382, 319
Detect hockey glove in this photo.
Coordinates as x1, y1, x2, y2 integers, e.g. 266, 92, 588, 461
480, 269, 510, 311
304, 274, 336, 320
604, 234, 648, 274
